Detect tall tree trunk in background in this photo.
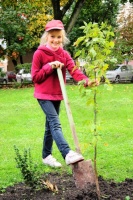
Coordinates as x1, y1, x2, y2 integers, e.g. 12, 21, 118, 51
20, 55, 23, 64
12, 59, 18, 72
65, 0, 86, 34
51, 0, 63, 20
51, 0, 86, 33
12, 59, 17, 67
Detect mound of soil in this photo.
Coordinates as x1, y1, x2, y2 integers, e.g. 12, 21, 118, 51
0, 173, 133, 200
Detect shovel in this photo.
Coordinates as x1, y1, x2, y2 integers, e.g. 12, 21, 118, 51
57, 68, 96, 189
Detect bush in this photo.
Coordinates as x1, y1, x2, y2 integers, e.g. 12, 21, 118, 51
14, 146, 58, 192
0, 68, 6, 77
16, 63, 31, 73
14, 146, 40, 189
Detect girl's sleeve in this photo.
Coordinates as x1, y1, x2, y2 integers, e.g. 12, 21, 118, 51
31, 51, 53, 83
65, 51, 89, 85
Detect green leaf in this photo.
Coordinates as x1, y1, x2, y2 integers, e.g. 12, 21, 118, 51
74, 50, 81, 58
89, 48, 97, 58
75, 36, 85, 46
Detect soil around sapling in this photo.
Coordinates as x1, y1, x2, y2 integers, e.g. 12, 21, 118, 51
0, 173, 133, 200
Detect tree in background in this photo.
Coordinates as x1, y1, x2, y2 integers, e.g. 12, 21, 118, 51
0, 0, 132, 70
51, 0, 86, 33
0, 7, 31, 67
114, 1, 133, 63
25, 1, 52, 48
0, 1, 51, 69
0, 0, 87, 69
51, 0, 133, 59
66, 0, 121, 55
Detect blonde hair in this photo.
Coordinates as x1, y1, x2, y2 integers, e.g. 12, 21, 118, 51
40, 29, 70, 46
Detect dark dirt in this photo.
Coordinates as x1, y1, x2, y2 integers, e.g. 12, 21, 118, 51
0, 173, 133, 200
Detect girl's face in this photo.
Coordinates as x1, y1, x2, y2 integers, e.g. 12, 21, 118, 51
47, 30, 63, 50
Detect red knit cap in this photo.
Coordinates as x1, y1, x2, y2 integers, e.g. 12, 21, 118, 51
45, 20, 64, 31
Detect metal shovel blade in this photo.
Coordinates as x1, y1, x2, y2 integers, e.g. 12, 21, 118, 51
71, 160, 96, 189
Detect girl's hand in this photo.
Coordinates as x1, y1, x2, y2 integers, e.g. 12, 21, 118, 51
49, 61, 64, 69
87, 79, 99, 87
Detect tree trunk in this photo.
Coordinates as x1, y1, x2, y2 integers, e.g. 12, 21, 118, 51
12, 59, 17, 67
65, 0, 86, 34
20, 55, 23, 64
51, 0, 63, 20
12, 59, 18, 72
51, 0, 86, 33
61, 0, 74, 16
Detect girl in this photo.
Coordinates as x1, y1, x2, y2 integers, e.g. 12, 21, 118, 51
31, 19, 98, 167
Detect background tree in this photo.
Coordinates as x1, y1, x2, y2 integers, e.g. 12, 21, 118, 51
114, 1, 133, 63
0, 7, 31, 67
0, 0, 87, 69
51, 0, 86, 33
0, 0, 132, 70
25, 1, 52, 48
0, 1, 51, 69
66, 0, 120, 55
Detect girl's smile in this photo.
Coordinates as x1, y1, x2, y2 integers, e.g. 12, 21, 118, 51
47, 30, 63, 50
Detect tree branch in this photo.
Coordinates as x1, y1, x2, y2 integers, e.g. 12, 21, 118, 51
65, 0, 86, 34
61, 0, 74, 16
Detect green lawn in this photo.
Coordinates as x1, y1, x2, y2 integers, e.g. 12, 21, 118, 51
0, 83, 133, 189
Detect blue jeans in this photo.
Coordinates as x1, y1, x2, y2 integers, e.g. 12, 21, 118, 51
38, 99, 70, 159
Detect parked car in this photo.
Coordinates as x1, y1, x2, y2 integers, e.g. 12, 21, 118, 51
7, 71, 17, 82
0, 74, 8, 84
106, 64, 133, 83
16, 69, 32, 83
66, 70, 73, 81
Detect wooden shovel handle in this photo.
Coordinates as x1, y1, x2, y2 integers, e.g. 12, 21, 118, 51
57, 68, 81, 153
